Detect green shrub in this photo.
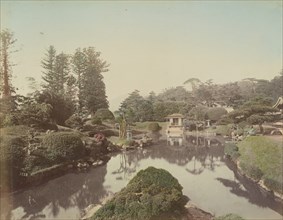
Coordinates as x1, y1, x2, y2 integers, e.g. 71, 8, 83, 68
224, 143, 240, 160
65, 115, 83, 128
215, 213, 245, 220
148, 122, 162, 132
91, 116, 102, 125
22, 155, 50, 173
92, 167, 188, 220
0, 136, 26, 189
209, 125, 232, 136
239, 162, 263, 181
42, 132, 85, 164
94, 108, 115, 121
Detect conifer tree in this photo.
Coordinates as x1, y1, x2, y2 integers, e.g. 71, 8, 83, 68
0, 29, 17, 98
72, 47, 109, 115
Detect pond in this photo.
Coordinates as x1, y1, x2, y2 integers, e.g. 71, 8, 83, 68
1, 135, 282, 220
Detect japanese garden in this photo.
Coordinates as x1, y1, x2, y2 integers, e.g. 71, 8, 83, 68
1, 2, 282, 220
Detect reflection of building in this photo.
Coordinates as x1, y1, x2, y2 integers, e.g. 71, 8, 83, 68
167, 136, 184, 146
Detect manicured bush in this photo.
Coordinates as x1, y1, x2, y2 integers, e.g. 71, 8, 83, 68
22, 155, 50, 173
94, 108, 115, 121
42, 132, 85, 164
215, 213, 245, 220
65, 115, 83, 128
91, 116, 102, 125
148, 122, 162, 132
92, 167, 188, 220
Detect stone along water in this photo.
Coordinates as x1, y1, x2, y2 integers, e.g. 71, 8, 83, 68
2, 135, 282, 220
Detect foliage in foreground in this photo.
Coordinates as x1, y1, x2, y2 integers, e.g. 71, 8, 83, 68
92, 167, 188, 220
0, 135, 26, 189
215, 213, 245, 220
237, 136, 282, 193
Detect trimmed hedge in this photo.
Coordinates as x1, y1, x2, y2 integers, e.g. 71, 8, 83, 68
92, 167, 188, 220
91, 116, 102, 125
65, 115, 83, 128
94, 108, 115, 121
42, 132, 85, 164
148, 122, 162, 132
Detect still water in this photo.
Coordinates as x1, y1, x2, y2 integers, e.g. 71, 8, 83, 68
2, 136, 283, 220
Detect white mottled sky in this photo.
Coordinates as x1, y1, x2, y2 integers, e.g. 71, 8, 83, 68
1, 1, 282, 110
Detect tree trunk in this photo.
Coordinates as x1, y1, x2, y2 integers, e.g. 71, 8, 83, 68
259, 124, 263, 134
2, 52, 11, 97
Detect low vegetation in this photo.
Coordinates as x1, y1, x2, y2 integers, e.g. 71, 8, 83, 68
92, 167, 188, 220
215, 213, 245, 220
237, 136, 282, 193
148, 122, 162, 132
224, 143, 240, 161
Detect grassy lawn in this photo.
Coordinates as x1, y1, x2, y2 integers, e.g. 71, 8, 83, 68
237, 136, 283, 193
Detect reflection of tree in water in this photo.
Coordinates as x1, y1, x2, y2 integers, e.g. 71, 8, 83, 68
111, 153, 139, 180
113, 135, 225, 179
217, 160, 283, 216
6, 165, 108, 219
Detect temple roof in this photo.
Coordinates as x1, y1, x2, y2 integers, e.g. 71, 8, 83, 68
165, 113, 185, 119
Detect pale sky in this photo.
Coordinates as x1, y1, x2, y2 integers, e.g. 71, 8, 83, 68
1, 1, 282, 110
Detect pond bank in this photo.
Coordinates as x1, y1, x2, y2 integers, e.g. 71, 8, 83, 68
225, 136, 283, 201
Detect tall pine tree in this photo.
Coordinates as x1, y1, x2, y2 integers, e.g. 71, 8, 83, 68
42, 46, 70, 95
72, 47, 109, 115
41, 45, 56, 90
0, 29, 17, 98
72, 48, 87, 112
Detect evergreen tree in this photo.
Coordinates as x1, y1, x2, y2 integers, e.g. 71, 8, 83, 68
72, 48, 87, 112
0, 29, 18, 114
41, 45, 56, 90
73, 47, 109, 115
53, 52, 70, 94
42, 46, 70, 94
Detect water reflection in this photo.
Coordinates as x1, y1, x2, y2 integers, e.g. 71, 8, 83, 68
3, 134, 283, 219
108, 135, 282, 217
2, 166, 108, 220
